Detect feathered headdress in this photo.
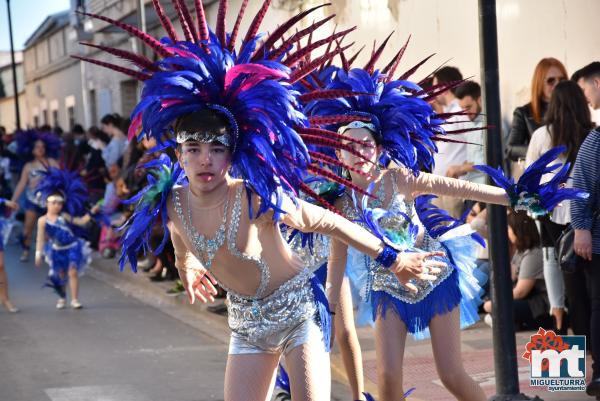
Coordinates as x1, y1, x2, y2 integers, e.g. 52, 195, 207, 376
305, 35, 475, 174
74, 1, 370, 218
15, 130, 61, 163
119, 154, 187, 272
36, 167, 88, 216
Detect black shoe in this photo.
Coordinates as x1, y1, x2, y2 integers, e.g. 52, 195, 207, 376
207, 303, 228, 316
149, 268, 166, 282
587, 377, 600, 396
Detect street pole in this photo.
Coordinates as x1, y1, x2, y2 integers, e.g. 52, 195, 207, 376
6, 0, 21, 130
478, 1, 541, 400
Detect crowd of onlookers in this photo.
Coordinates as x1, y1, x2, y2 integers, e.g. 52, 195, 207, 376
427, 60, 600, 389
0, 114, 186, 297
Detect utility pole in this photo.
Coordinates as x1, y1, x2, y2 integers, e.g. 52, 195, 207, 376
478, 1, 541, 400
6, 0, 21, 130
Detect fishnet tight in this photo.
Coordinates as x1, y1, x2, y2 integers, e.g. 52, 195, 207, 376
375, 306, 486, 401
334, 277, 365, 400
224, 335, 330, 401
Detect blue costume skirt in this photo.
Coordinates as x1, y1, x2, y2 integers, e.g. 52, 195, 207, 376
349, 229, 486, 340
43, 239, 92, 297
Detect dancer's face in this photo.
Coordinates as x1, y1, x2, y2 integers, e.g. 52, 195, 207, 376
338, 127, 380, 179
178, 141, 231, 193
46, 198, 64, 215
33, 140, 46, 159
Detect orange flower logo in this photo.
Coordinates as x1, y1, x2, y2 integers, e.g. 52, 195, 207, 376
522, 328, 570, 372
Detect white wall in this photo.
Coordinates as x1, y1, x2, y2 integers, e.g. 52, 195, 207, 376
237, 0, 600, 127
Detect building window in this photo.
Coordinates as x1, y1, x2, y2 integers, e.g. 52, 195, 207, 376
67, 106, 75, 130
52, 109, 59, 128
42, 109, 48, 125
89, 89, 97, 126
33, 115, 39, 128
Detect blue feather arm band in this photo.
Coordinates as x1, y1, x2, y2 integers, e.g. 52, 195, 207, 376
474, 146, 589, 217
118, 154, 187, 272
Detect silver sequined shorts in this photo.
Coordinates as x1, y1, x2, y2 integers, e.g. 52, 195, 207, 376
227, 269, 322, 355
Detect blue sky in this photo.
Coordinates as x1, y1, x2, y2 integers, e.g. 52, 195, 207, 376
0, 0, 70, 51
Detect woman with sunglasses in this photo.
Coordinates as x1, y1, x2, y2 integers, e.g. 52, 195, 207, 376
505, 58, 568, 168
526, 80, 594, 335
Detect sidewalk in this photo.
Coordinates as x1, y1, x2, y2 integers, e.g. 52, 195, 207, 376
89, 256, 594, 401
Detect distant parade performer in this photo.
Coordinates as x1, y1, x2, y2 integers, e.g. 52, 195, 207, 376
35, 167, 92, 309
10, 130, 60, 262
0, 198, 20, 313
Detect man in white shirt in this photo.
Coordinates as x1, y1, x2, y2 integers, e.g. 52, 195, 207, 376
431, 67, 470, 217
446, 81, 486, 185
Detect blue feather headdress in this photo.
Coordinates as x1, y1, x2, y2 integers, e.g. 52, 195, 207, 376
36, 167, 88, 216
304, 34, 483, 175
118, 154, 187, 272
474, 146, 589, 217
15, 130, 61, 164
76, 1, 364, 218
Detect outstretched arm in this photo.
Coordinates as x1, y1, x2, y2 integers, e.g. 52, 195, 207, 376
11, 163, 30, 202
62, 212, 92, 226
396, 167, 510, 206
275, 194, 444, 303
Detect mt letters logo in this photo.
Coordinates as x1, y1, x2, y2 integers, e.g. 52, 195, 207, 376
522, 328, 586, 392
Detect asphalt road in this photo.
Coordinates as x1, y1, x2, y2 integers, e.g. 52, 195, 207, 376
0, 243, 228, 401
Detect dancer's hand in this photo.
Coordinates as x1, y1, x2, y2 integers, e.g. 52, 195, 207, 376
35, 256, 42, 268
178, 266, 219, 304
390, 251, 446, 293
574, 229, 593, 261
4, 200, 18, 211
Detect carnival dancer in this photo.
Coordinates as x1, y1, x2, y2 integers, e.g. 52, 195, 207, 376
11, 130, 60, 262
306, 40, 588, 401
0, 198, 19, 312
35, 167, 92, 309
75, 2, 445, 400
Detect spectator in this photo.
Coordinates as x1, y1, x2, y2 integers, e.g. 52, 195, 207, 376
466, 202, 489, 296
92, 163, 124, 258
483, 211, 551, 331
505, 58, 567, 173
100, 113, 128, 168
571, 61, 600, 396
525, 80, 593, 335
431, 66, 469, 217
446, 81, 486, 185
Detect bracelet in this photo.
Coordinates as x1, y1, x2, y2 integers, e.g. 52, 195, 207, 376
375, 245, 398, 269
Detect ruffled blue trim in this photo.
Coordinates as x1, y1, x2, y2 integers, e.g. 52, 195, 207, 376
310, 272, 332, 352
371, 233, 485, 340
42, 238, 91, 298
371, 269, 461, 338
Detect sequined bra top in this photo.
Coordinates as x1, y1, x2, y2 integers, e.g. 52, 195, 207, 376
172, 184, 272, 300
340, 170, 414, 234
45, 217, 78, 248
168, 180, 389, 302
